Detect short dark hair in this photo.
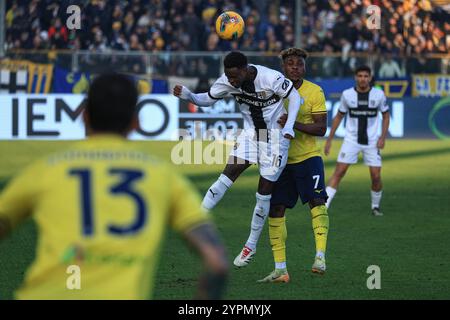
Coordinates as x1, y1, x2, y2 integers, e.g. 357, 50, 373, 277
354, 65, 372, 75
279, 47, 308, 61
86, 73, 138, 133
224, 51, 247, 69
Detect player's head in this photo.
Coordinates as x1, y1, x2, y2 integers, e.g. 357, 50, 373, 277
84, 73, 139, 136
354, 65, 372, 90
280, 47, 307, 82
224, 51, 248, 88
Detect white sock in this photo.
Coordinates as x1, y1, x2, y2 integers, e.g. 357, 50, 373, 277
371, 190, 382, 209
325, 186, 337, 209
316, 251, 325, 259
201, 174, 233, 210
275, 262, 286, 270
245, 192, 271, 251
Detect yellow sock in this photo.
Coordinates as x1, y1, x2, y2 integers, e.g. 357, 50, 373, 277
269, 217, 287, 264
311, 205, 329, 254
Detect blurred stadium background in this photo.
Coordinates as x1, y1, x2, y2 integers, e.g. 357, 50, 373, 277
0, 0, 449, 299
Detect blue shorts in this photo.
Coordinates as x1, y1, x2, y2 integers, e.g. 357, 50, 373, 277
271, 156, 328, 208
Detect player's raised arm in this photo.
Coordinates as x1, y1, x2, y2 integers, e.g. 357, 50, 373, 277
172, 85, 216, 106
278, 89, 327, 137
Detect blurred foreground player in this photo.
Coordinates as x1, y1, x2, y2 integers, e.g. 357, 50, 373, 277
0, 73, 229, 299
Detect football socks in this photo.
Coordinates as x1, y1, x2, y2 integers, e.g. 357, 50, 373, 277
311, 205, 329, 255
245, 192, 271, 250
371, 190, 382, 209
325, 186, 336, 208
201, 174, 233, 210
269, 216, 287, 266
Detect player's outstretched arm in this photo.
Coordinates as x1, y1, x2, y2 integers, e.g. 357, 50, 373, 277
324, 112, 345, 156
172, 85, 217, 106
183, 222, 229, 300
282, 89, 301, 139
278, 113, 327, 137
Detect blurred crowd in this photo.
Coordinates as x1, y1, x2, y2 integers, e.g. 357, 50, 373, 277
302, 0, 449, 76
6, 0, 449, 53
5, 0, 291, 52
303, 0, 449, 55
4, 0, 450, 77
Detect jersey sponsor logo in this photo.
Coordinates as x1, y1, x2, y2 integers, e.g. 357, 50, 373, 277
61, 244, 146, 266
348, 108, 378, 117
233, 93, 280, 108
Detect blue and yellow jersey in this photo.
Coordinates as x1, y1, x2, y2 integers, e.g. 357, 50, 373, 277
0, 135, 209, 299
286, 79, 327, 164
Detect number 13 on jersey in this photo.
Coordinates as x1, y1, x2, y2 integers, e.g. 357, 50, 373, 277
69, 168, 148, 237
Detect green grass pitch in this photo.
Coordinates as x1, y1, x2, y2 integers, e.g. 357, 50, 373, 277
0, 139, 449, 300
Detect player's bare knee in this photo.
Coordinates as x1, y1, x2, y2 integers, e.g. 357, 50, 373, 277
256, 175, 274, 195
309, 198, 325, 209
257, 182, 273, 196
371, 174, 381, 185
336, 168, 348, 180
270, 204, 285, 218
223, 164, 247, 181
372, 179, 382, 190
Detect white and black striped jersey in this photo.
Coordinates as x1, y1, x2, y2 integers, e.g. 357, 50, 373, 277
339, 87, 389, 145
208, 64, 294, 131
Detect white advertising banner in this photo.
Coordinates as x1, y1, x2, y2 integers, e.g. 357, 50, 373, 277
0, 94, 179, 140
0, 93, 414, 140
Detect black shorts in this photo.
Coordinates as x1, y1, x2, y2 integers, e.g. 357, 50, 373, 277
271, 156, 328, 208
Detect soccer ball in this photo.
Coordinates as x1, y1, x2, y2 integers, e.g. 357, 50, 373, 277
215, 11, 245, 40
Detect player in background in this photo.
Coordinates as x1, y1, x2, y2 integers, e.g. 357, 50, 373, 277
324, 65, 390, 216
257, 48, 329, 283
173, 51, 301, 267
0, 73, 229, 300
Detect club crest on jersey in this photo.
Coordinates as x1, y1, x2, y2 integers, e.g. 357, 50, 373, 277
370, 100, 376, 107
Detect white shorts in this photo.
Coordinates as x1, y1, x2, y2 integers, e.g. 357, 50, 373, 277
337, 139, 382, 167
230, 130, 290, 182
